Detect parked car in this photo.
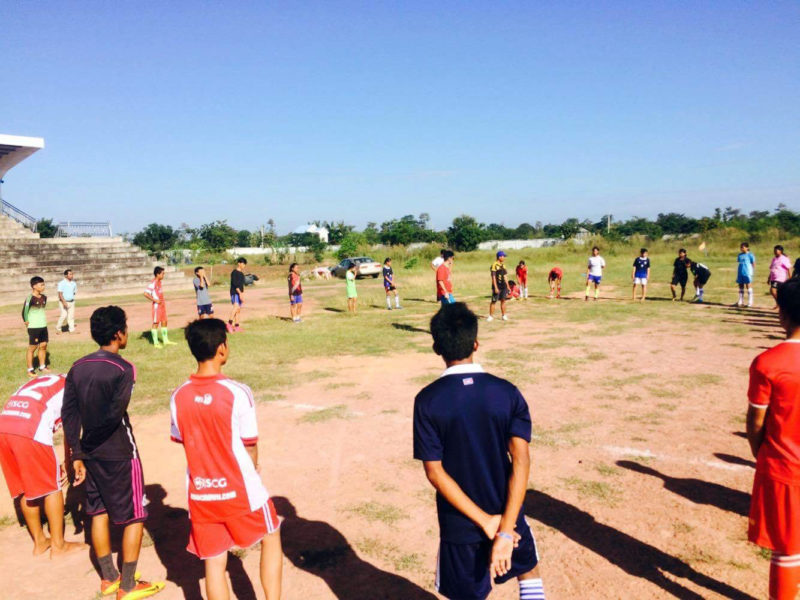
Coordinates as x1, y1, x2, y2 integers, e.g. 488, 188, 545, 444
330, 257, 382, 279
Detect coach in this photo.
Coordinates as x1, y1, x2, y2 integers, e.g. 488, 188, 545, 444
56, 269, 77, 333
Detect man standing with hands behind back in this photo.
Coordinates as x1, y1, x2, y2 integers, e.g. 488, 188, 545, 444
56, 269, 77, 334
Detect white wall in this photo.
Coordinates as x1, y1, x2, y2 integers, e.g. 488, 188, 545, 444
477, 238, 562, 250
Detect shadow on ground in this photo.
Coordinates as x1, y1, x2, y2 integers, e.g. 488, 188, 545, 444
272, 496, 436, 600
524, 489, 756, 600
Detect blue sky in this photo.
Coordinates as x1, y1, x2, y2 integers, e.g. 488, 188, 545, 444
2, 1, 798, 234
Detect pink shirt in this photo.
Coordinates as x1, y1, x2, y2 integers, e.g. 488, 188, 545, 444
769, 255, 792, 283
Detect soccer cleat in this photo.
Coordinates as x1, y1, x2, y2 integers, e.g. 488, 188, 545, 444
101, 572, 141, 596
116, 580, 165, 600
486, 316, 494, 322
153, 342, 163, 349
162, 340, 177, 345
234, 325, 243, 332
225, 322, 234, 333
502, 315, 509, 321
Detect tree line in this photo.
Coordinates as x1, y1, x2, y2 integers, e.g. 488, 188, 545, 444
112, 205, 800, 256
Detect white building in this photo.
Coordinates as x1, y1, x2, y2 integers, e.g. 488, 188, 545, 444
293, 223, 329, 243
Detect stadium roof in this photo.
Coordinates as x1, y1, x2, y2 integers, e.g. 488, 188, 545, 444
0, 134, 45, 180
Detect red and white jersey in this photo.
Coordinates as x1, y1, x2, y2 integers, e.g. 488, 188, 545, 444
146, 278, 164, 303
0, 374, 66, 446
170, 373, 268, 523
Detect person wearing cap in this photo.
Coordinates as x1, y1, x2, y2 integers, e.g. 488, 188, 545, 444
488, 251, 510, 322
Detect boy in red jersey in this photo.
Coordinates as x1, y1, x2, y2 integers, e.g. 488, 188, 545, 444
171, 319, 282, 600
288, 262, 303, 323
0, 374, 85, 557
515, 261, 528, 299
547, 267, 562, 299
144, 267, 175, 348
747, 278, 800, 600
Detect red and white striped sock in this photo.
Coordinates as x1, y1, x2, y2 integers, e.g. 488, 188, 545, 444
770, 553, 800, 600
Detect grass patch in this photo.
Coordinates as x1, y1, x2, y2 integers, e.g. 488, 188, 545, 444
623, 411, 664, 426
562, 477, 621, 506
0, 515, 16, 529
298, 404, 351, 423
531, 422, 589, 447
656, 402, 678, 411
355, 537, 425, 573
344, 501, 409, 525
673, 522, 694, 535
594, 463, 621, 477
694, 373, 723, 385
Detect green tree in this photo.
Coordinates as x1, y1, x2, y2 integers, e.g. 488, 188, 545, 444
322, 220, 355, 244
447, 215, 484, 252
308, 237, 327, 262
337, 232, 367, 260
198, 220, 238, 252
236, 229, 252, 247
363, 222, 380, 244
36, 218, 58, 238
133, 223, 180, 253
558, 218, 581, 240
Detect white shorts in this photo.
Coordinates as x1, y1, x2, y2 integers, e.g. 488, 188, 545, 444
634, 277, 648, 285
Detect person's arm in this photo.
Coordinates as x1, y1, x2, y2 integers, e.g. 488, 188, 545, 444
246, 444, 259, 471
423, 461, 499, 538
647, 265, 651, 280
21, 297, 29, 326
746, 405, 767, 459
631, 264, 636, 280
61, 373, 86, 483
144, 291, 156, 303
491, 436, 531, 577
438, 278, 448, 294
58, 290, 67, 308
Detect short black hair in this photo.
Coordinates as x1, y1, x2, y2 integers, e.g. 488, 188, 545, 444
384, 257, 391, 264
90, 306, 127, 346
194, 266, 204, 275
30, 276, 44, 287
640, 247, 648, 254
185, 318, 227, 362
518, 260, 525, 266
442, 250, 455, 260
775, 245, 785, 253
741, 242, 750, 249
237, 257, 248, 265
289, 262, 297, 272
430, 303, 478, 362
778, 279, 800, 326
63, 269, 72, 276
678, 248, 686, 254
154, 266, 165, 276
592, 246, 600, 252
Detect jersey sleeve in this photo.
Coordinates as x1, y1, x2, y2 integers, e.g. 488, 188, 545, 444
509, 388, 532, 442
169, 393, 183, 444
747, 355, 771, 408
601, 258, 606, 268
413, 395, 443, 461
45, 389, 65, 433
234, 384, 259, 446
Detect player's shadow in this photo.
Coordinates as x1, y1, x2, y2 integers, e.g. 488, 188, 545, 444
523, 489, 756, 600
714, 452, 756, 469
391, 323, 430, 334
272, 497, 436, 600
616, 461, 750, 516
323, 307, 345, 313
31, 351, 53, 370
405, 297, 437, 304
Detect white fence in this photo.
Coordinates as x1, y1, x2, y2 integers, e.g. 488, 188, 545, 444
478, 238, 562, 250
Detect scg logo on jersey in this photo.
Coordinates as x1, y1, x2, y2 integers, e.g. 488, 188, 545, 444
194, 394, 213, 405
194, 477, 227, 490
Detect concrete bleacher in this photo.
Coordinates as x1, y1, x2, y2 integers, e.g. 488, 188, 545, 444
0, 214, 186, 305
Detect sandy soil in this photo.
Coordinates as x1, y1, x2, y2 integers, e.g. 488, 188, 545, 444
0, 284, 776, 600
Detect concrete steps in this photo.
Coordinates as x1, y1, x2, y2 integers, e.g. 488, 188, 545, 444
0, 218, 187, 306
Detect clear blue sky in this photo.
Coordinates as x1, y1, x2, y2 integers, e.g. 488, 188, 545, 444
2, 1, 798, 234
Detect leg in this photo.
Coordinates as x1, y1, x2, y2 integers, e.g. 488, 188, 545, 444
56, 305, 66, 332
19, 495, 50, 555
770, 553, 800, 600
38, 342, 48, 370
670, 283, 676, 299
632, 283, 636, 300
680, 283, 686, 301
68, 302, 75, 331
91, 512, 113, 560
26, 344, 36, 373
500, 299, 506, 317
44, 490, 85, 556
260, 530, 283, 600
738, 284, 744, 306
489, 300, 495, 317
394, 289, 400, 308
120, 522, 144, 566
204, 552, 230, 600
298, 302, 303, 318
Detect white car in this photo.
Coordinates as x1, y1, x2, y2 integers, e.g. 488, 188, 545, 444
331, 257, 382, 279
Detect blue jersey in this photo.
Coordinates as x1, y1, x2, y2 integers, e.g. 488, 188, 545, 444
737, 252, 755, 279
413, 364, 532, 544
633, 257, 650, 278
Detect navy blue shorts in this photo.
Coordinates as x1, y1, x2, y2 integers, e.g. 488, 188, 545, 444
436, 523, 539, 600
197, 303, 214, 316
587, 274, 602, 284
85, 457, 148, 525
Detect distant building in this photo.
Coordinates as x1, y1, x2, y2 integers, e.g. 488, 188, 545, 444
293, 223, 329, 243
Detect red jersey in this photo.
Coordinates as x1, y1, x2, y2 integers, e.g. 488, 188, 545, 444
436, 263, 453, 299
0, 374, 65, 446
288, 272, 302, 296
516, 265, 528, 284
145, 278, 164, 303
170, 374, 268, 523
549, 267, 563, 279
748, 341, 800, 484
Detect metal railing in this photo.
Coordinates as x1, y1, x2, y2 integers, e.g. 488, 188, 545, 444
1, 199, 38, 232
56, 221, 113, 238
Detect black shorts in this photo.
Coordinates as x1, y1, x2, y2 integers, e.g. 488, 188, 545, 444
770, 280, 783, 290
437, 523, 539, 600
696, 273, 711, 286
491, 287, 509, 303
197, 303, 214, 316
671, 274, 688, 286
85, 457, 148, 525
27, 327, 48, 345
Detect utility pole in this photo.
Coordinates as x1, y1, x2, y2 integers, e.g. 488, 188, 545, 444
607, 214, 612, 233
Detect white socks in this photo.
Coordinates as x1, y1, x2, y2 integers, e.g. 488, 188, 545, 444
520, 578, 545, 599
748, 288, 754, 306
395, 295, 401, 308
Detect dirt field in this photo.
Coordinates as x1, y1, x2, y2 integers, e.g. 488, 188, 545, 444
0, 277, 776, 599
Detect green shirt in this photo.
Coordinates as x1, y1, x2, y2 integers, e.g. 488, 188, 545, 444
346, 271, 357, 298
22, 294, 48, 328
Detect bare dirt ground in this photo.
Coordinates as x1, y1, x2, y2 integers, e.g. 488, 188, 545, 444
0, 283, 776, 599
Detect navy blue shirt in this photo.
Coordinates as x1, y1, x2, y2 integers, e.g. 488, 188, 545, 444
633, 257, 650, 278
413, 365, 532, 544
